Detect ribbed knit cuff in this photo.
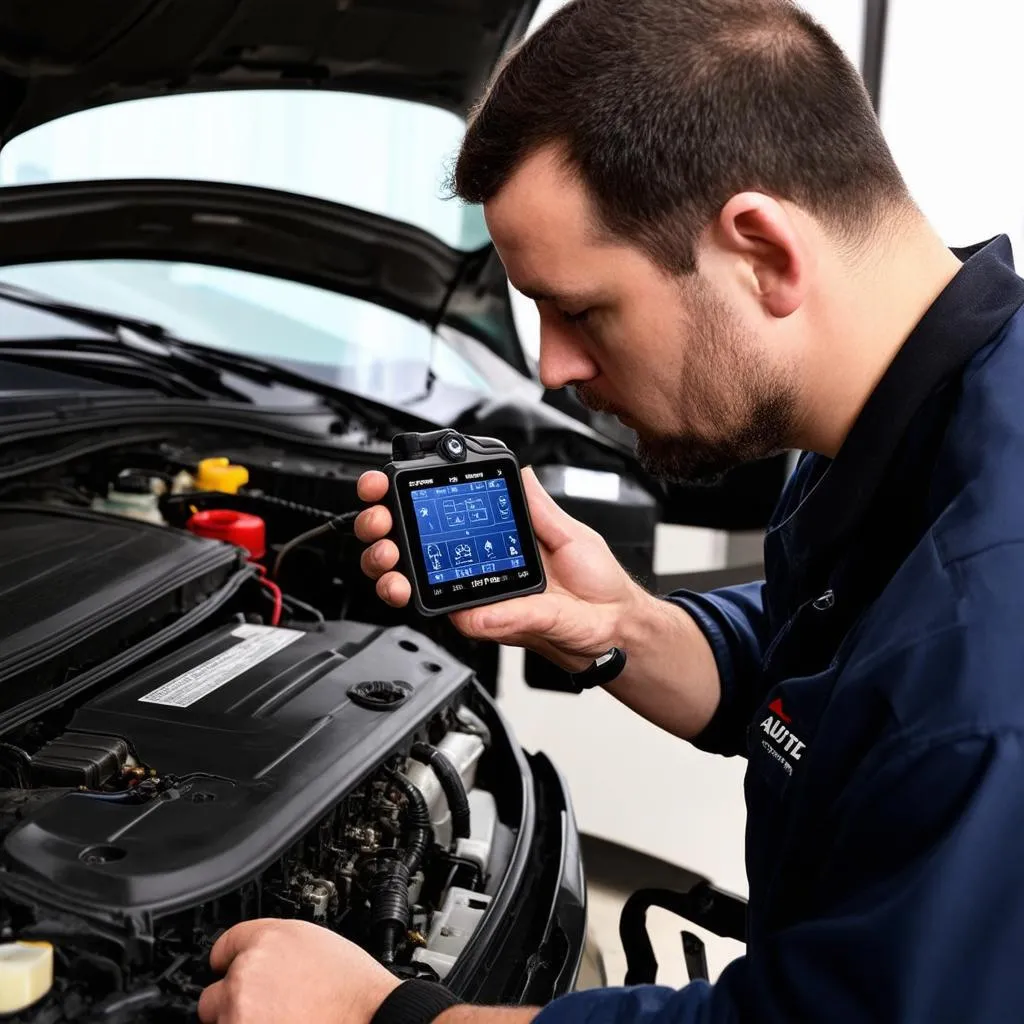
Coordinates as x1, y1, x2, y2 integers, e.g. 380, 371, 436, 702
370, 980, 461, 1024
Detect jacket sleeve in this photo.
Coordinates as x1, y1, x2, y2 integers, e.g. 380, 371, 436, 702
534, 630, 1024, 1024
666, 582, 770, 757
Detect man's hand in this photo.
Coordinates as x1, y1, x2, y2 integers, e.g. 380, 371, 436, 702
356, 465, 724, 740
197, 919, 400, 1024
355, 467, 646, 672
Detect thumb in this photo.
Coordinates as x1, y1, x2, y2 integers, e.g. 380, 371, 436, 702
521, 467, 576, 552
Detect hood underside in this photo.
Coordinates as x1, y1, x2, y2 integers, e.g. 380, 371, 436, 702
0, 178, 526, 374
0, 0, 539, 144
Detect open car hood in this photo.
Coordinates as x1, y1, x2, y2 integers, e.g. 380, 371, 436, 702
0, 0, 538, 143
0, 0, 538, 374
0, 178, 528, 374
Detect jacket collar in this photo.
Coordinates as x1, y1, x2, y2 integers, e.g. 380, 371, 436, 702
772, 234, 1024, 597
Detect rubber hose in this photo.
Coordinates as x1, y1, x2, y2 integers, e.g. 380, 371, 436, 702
410, 743, 471, 841
370, 861, 412, 965
389, 772, 431, 874
90, 985, 161, 1019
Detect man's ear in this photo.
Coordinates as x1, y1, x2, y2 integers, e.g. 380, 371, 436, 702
716, 192, 808, 319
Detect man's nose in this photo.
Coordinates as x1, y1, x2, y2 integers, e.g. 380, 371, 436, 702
537, 321, 599, 391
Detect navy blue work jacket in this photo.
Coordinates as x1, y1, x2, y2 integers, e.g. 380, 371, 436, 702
537, 236, 1024, 1022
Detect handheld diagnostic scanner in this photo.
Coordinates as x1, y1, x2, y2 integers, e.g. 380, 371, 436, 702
385, 430, 546, 616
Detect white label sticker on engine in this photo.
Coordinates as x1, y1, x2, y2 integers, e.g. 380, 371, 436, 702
137, 624, 304, 708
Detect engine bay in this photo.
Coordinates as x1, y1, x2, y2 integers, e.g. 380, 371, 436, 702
0, 429, 532, 1021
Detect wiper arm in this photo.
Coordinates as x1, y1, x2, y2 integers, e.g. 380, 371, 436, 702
162, 340, 403, 432
0, 336, 239, 402
0, 281, 174, 341
0, 281, 245, 399
0, 281, 424, 434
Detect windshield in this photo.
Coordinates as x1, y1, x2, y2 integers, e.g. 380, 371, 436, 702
0, 90, 491, 251
0, 260, 492, 403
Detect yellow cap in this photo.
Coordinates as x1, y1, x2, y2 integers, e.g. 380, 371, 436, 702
195, 457, 249, 494
0, 942, 53, 1014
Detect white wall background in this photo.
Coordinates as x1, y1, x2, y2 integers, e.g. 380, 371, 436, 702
881, 0, 1024, 259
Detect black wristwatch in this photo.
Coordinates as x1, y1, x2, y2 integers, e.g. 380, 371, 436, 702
567, 646, 628, 692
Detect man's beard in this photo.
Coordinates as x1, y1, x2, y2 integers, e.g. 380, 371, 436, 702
576, 283, 797, 485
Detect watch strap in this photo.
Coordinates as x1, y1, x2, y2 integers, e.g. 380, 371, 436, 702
371, 980, 460, 1024
567, 646, 628, 692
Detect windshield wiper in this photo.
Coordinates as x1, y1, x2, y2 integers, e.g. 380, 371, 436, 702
0, 336, 241, 402
0, 281, 177, 341
0, 282, 420, 433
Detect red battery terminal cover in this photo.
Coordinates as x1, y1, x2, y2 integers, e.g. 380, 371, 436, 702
186, 509, 266, 560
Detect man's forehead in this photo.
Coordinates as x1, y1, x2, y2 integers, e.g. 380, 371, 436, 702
483, 149, 626, 303
484, 146, 598, 251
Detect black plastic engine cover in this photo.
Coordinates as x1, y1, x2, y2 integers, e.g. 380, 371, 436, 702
0, 503, 242, 716
2, 621, 474, 918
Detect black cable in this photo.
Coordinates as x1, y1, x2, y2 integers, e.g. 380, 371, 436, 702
0, 742, 31, 769
0, 742, 32, 787
87, 985, 162, 1019
410, 744, 470, 842
281, 593, 327, 630
163, 489, 337, 525
273, 511, 359, 580
68, 790, 147, 804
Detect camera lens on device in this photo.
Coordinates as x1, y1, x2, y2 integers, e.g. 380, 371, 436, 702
441, 435, 465, 460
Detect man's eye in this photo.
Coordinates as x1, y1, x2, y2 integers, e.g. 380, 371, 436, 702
560, 308, 591, 325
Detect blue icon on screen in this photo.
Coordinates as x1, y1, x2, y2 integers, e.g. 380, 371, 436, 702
503, 533, 521, 558
494, 493, 512, 520
452, 539, 479, 565
477, 535, 512, 564
414, 500, 440, 534
423, 542, 449, 572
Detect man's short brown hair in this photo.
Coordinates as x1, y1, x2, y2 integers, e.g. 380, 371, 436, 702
453, 0, 911, 273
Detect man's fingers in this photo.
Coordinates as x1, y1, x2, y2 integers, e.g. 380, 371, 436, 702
451, 592, 562, 642
354, 505, 392, 544
197, 979, 226, 1023
521, 467, 576, 552
376, 571, 411, 607
360, 539, 400, 580
357, 471, 389, 504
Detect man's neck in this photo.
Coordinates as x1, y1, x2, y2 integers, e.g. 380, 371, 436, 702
797, 219, 964, 459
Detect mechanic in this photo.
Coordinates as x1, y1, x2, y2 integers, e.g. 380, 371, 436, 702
197, 0, 1024, 1022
